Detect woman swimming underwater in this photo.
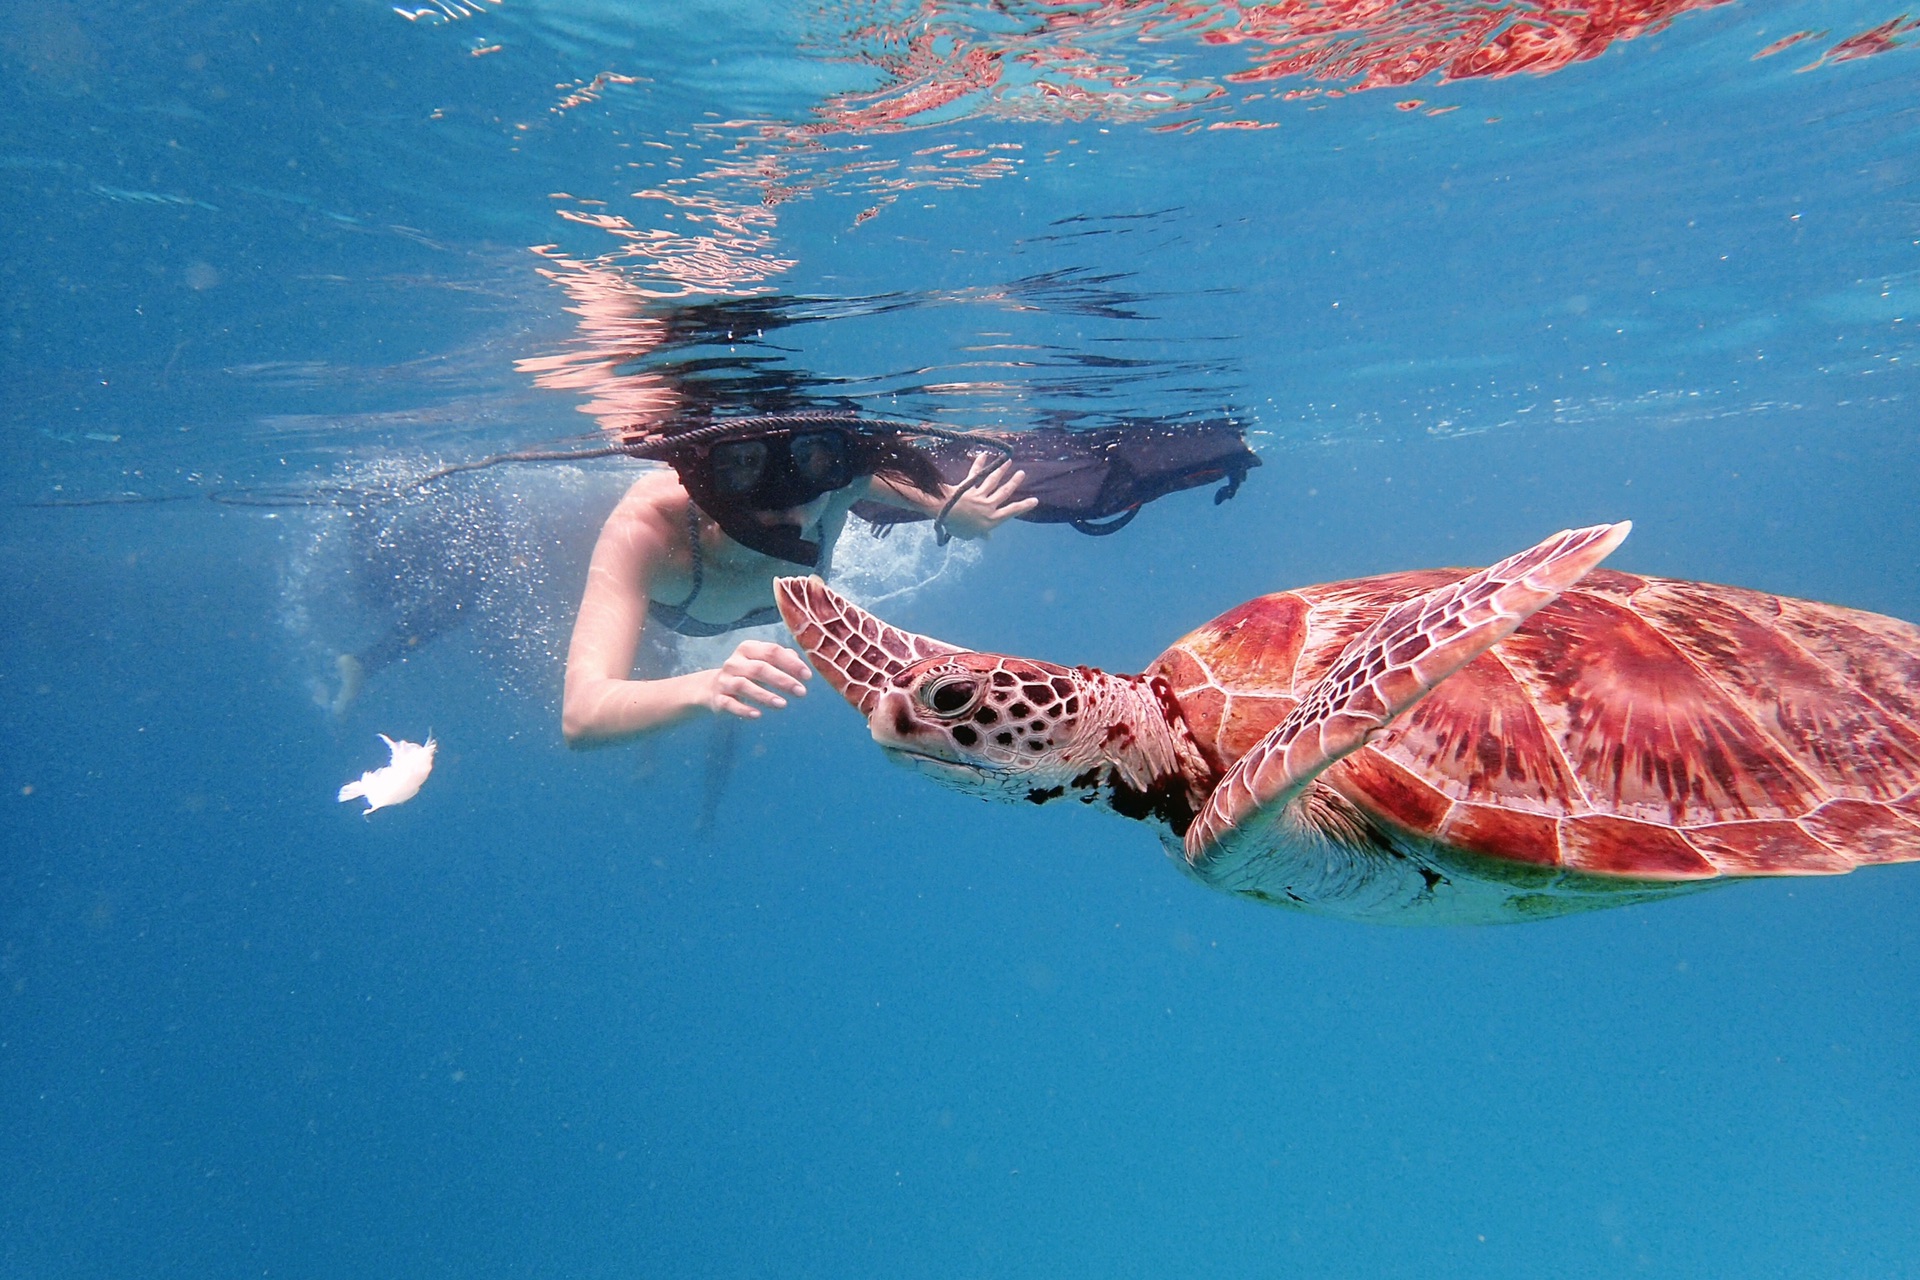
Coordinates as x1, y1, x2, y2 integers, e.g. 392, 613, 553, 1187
318, 412, 1256, 726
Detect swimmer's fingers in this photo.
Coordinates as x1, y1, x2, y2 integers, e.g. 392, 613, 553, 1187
708, 670, 790, 718
939, 458, 1031, 537
998, 496, 1041, 522
974, 462, 1037, 518
964, 454, 1023, 500
712, 691, 789, 719
958, 451, 999, 485
707, 642, 810, 717
729, 639, 811, 691
709, 688, 763, 719
986, 462, 1030, 504
711, 689, 771, 719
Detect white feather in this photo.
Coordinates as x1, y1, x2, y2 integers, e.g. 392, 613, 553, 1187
338, 733, 437, 815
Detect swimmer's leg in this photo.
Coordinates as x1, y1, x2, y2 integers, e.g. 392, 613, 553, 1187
327, 594, 465, 716
329, 654, 366, 718
693, 717, 740, 838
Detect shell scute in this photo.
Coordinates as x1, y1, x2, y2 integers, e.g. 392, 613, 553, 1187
1295, 568, 1457, 615
1568, 566, 1650, 601
1210, 693, 1296, 765
1325, 748, 1451, 837
1495, 592, 1826, 825
1802, 799, 1920, 866
1681, 820, 1851, 876
1158, 593, 1312, 772
1374, 645, 1582, 816
1629, 580, 1920, 802
1439, 803, 1561, 867
1151, 644, 1211, 696
1155, 661, 1232, 773
1772, 598, 1920, 733
1560, 815, 1718, 880
1167, 591, 1311, 692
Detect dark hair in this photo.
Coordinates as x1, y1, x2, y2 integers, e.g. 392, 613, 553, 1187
860, 432, 946, 502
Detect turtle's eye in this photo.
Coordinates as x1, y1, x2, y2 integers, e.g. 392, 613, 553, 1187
919, 675, 981, 718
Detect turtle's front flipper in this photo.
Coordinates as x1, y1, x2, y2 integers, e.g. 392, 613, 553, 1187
775, 576, 963, 716
1184, 522, 1631, 881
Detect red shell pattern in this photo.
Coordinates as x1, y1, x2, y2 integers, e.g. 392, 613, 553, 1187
1151, 568, 1920, 880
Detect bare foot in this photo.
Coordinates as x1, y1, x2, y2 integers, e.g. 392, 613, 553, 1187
329, 654, 365, 717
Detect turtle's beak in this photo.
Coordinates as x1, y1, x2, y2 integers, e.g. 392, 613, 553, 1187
880, 744, 986, 783
774, 576, 962, 717
870, 688, 957, 755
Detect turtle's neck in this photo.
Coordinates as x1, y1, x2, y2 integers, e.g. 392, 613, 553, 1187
1069, 668, 1216, 838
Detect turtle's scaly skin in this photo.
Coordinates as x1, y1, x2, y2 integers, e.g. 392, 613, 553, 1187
775, 525, 1920, 922
1158, 567, 1920, 882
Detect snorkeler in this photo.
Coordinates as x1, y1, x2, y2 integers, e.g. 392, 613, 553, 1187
561, 414, 1037, 744
320, 411, 1257, 725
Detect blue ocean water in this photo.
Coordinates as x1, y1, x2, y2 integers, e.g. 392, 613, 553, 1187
3, 1, 1918, 1276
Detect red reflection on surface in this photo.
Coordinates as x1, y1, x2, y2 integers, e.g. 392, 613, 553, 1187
1752, 30, 1820, 59
801, 0, 1736, 135
1197, 0, 1733, 87
543, 180, 798, 300
1784, 15, 1917, 71
1823, 15, 1919, 62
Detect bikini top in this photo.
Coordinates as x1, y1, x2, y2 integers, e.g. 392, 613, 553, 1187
646, 503, 805, 638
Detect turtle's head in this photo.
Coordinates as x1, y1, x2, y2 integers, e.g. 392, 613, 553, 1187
775, 576, 1205, 822
866, 651, 1111, 803
774, 575, 1101, 801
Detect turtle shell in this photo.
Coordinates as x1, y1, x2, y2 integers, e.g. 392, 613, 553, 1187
1150, 567, 1920, 882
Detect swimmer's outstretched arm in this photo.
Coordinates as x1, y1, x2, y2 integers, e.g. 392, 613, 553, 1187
562, 478, 810, 746
867, 452, 1038, 538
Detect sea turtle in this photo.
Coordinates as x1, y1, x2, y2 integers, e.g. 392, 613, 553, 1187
774, 523, 1920, 923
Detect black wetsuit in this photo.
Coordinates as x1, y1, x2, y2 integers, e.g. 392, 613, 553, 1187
850, 417, 1258, 536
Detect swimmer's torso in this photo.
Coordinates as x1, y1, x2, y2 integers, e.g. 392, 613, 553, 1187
633, 471, 857, 636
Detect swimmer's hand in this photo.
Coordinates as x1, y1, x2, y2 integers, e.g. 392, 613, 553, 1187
938, 454, 1039, 539
702, 639, 812, 719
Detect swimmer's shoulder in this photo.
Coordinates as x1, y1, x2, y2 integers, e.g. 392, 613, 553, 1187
606, 469, 690, 536
588, 470, 696, 587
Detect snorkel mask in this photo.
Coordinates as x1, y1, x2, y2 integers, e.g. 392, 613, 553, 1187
657, 415, 873, 565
